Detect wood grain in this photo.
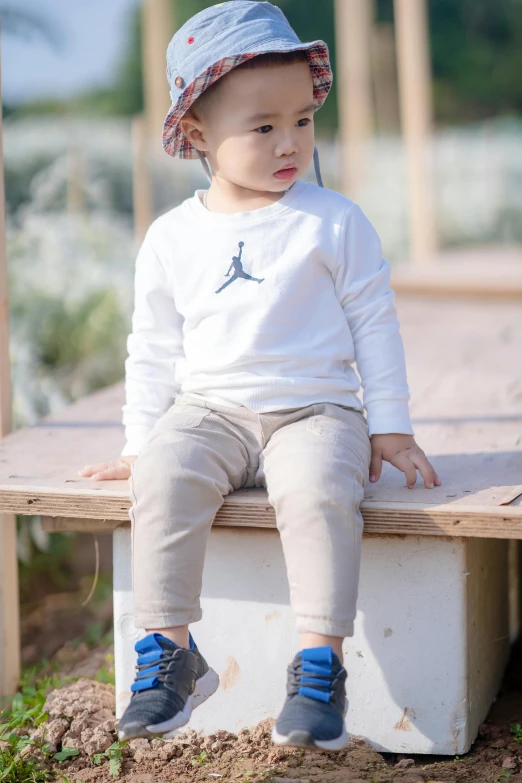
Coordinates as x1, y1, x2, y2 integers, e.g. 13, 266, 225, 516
40, 496, 522, 539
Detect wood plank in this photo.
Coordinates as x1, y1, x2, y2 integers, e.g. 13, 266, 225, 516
392, 247, 522, 298
41, 516, 119, 533
1, 412, 521, 519
1, 298, 522, 538
39, 496, 522, 539
0, 43, 21, 695
396, 297, 522, 421
2, 389, 520, 516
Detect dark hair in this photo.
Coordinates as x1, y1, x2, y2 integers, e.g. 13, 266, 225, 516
235, 49, 309, 71
191, 49, 309, 117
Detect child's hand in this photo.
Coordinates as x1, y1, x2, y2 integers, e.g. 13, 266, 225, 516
78, 456, 137, 481
369, 434, 440, 489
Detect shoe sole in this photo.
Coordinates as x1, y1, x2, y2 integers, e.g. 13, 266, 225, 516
118, 667, 220, 741
271, 724, 349, 751
271, 698, 349, 752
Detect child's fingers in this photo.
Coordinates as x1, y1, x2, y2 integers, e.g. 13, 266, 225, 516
410, 451, 439, 489
91, 463, 131, 481
78, 462, 112, 476
78, 461, 130, 481
369, 451, 383, 483
390, 452, 417, 488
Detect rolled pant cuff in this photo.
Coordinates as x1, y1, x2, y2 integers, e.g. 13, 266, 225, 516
296, 616, 355, 639
134, 609, 203, 630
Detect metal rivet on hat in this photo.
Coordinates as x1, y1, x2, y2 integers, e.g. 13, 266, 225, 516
174, 76, 184, 89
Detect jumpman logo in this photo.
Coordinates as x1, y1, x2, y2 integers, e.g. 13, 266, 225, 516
215, 241, 264, 294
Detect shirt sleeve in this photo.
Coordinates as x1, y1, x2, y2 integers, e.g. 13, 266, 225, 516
121, 231, 184, 455
334, 204, 414, 436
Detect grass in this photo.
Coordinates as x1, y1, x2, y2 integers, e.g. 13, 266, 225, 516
1, 672, 67, 729
0, 573, 116, 781
0, 732, 52, 782
0, 731, 82, 783
0, 646, 122, 781
0, 671, 74, 782
0, 646, 117, 781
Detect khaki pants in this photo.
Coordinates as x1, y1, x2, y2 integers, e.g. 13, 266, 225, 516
129, 396, 371, 638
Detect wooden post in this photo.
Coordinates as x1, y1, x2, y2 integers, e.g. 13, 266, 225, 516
509, 540, 520, 643
132, 115, 153, 243
334, 0, 374, 196
67, 145, 85, 215
0, 44, 21, 697
142, 0, 174, 152
371, 23, 400, 134
394, 0, 437, 264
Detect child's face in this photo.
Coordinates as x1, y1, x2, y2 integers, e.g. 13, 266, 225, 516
183, 61, 315, 193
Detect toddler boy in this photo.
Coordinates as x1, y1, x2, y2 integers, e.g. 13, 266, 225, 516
79, 0, 439, 751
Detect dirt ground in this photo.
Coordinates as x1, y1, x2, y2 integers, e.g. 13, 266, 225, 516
9, 634, 522, 783
5, 576, 520, 783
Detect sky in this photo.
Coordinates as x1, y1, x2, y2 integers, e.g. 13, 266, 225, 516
1, 0, 139, 104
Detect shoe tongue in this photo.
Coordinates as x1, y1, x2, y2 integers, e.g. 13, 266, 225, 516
135, 632, 179, 658
156, 634, 179, 652
301, 646, 333, 667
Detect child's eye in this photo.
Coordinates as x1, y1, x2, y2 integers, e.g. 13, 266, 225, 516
297, 118, 312, 127
256, 125, 272, 134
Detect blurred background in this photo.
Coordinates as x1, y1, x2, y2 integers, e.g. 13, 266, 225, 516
2, 0, 522, 667
4, 0, 522, 430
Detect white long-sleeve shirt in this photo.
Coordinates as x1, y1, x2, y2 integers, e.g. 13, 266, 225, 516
121, 179, 413, 456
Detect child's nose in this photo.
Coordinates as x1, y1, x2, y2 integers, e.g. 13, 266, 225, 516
275, 130, 299, 157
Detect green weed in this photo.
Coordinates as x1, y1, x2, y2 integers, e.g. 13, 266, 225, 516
0, 732, 52, 782
190, 749, 208, 767
510, 722, 522, 742
95, 653, 115, 685
0, 672, 76, 782
0, 673, 67, 731
54, 747, 80, 762
92, 741, 126, 777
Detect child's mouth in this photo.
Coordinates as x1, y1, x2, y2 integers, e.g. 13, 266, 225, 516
274, 166, 297, 181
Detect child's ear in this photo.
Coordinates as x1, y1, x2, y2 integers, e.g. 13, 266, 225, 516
179, 112, 209, 152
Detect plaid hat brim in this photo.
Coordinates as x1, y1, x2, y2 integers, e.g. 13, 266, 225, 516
162, 41, 332, 160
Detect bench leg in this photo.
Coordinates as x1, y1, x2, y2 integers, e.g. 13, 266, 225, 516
509, 539, 520, 642
113, 526, 143, 718
0, 513, 20, 696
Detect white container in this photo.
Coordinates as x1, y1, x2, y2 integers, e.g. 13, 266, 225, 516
113, 526, 511, 754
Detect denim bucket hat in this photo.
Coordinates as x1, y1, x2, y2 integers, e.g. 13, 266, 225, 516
162, 0, 333, 169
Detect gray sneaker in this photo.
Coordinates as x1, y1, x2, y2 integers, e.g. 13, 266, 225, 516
118, 633, 219, 740
271, 647, 348, 751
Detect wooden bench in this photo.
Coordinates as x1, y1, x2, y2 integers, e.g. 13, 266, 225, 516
1, 296, 522, 755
